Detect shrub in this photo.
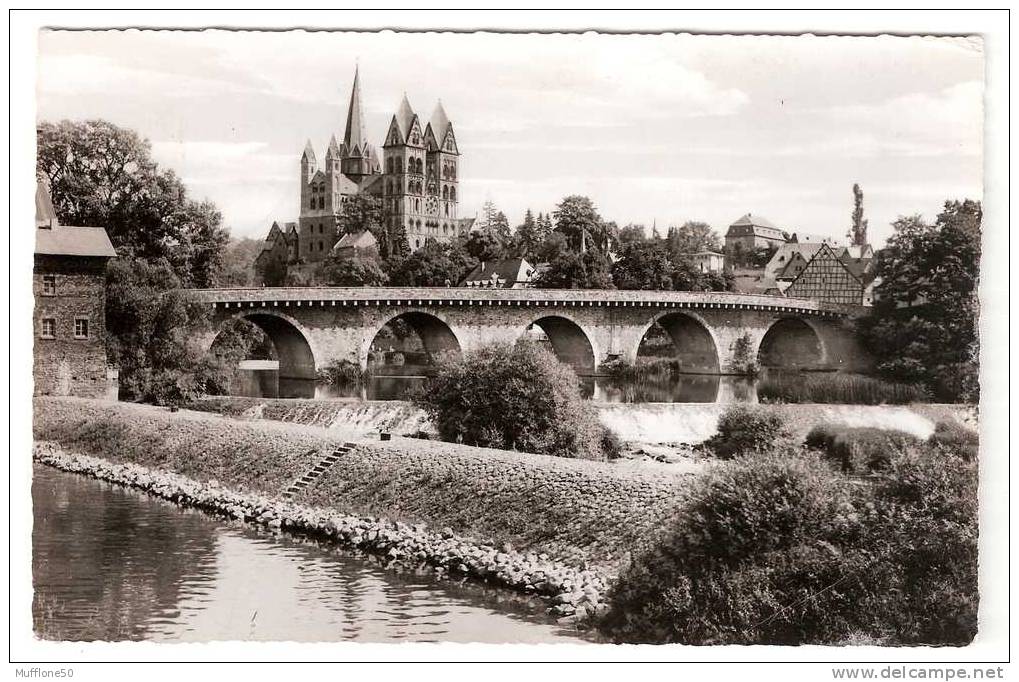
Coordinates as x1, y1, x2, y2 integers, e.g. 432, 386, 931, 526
928, 421, 979, 461
731, 333, 759, 377
805, 424, 920, 474
598, 446, 978, 646
317, 359, 370, 386
600, 357, 679, 381
705, 405, 789, 459
412, 343, 611, 460
757, 372, 929, 405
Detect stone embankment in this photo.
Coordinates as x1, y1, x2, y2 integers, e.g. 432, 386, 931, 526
33, 443, 612, 621
33, 397, 698, 619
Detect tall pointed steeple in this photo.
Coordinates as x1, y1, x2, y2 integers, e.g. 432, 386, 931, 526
343, 65, 367, 153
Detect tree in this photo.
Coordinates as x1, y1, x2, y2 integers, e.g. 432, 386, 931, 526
533, 247, 614, 289
849, 183, 869, 246
860, 200, 981, 401
37, 119, 229, 287
105, 257, 222, 404
316, 255, 389, 286
616, 224, 647, 246
553, 195, 611, 251
612, 240, 674, 290
412, 343, 613, 460
461, 229, 505, 262
514, 208, 551, 258
666, 221, 722, 257
387, 238, 475, 287
217, 237, 263, 287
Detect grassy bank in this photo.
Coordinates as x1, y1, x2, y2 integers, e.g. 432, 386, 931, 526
34, 397, 691, 571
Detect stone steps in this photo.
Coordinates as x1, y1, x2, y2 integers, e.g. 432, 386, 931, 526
282, 443, 356, 499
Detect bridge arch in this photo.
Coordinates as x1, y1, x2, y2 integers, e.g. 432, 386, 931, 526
757, 317, 827, 369
634, 310, 721, 374
215, 310, 319, 381
518, 314, 598, 373
364, 309, 463, 370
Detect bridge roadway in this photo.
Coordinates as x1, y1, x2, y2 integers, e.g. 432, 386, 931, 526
189, 287, 871, 383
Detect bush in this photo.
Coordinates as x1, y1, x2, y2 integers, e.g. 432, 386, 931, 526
805, 425, 920, 474
601, 357, 679, 381
598, 446, 978, 645
928, 420, 979, 461
317, 359, 370, 387
705, 405, 789, 459
757, 373, 929, 405
412, 343, 612, 460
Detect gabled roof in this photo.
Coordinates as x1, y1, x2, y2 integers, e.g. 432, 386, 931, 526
35, 179, 57, 227
459, 258, 535, 287
334, 229, 378, 251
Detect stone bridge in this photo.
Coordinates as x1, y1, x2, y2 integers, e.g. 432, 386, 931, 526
189, 287, 872, 384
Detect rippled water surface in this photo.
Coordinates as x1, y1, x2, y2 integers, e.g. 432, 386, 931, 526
32, 464, 587, 643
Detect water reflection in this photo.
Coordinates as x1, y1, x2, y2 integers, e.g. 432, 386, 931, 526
32, 464, 587, 643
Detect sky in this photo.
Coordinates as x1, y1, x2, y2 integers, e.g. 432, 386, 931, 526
36, 29, 984, 246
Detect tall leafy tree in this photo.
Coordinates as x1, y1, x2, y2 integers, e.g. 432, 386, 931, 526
316, 255, 389, 286
860, 200, 981, 401
387, 238, 475, 287
849, 183, 869, 246
37, 119, 229, 287
553, 195, 611, 251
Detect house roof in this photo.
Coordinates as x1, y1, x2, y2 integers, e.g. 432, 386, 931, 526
35, 180, 116, 258
35, 180, 58, 227
334, 230, 378, 250
459, 258, 535, 287
729, 213, 779, 230
764, 242, 827, 279
36, 225, 117, 258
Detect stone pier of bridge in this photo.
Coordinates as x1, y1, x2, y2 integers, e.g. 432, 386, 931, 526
189, 287, 873, 382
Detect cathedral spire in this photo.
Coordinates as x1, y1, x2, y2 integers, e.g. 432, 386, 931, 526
302, 139, 316, 163
343, 65, 367, 152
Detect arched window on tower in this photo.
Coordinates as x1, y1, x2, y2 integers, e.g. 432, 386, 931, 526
442, 186, 448, 200
450, 187, 457, 202
395, 158, 403, 173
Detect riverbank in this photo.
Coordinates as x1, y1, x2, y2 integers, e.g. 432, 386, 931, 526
34, 397, 698, 619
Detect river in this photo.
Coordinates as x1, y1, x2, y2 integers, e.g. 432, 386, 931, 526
31, 464, 589, 643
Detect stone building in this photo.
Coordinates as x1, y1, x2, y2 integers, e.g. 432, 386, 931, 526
257, 66, 468, 274
34, 180, 118, 398
723, 213, 789, 251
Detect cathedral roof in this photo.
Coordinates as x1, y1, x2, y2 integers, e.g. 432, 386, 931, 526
301, 140, 316, 162
395, 94, 416, 139
342, 66, 368, 153
430, 100, 451, 143
326, 134, 341, 158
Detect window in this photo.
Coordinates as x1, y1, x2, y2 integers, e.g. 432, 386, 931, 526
42, 275, 56, 296
319, 241, 324, 251
74, 317, 89, 339
450, 187, 457, 201
41, 318, 56, 339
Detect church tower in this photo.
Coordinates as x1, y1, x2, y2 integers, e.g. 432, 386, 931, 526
383, 94, 430, 250
424, 100, 460, 237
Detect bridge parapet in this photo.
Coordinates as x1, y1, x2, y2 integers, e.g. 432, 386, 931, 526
188, 287, 863, 319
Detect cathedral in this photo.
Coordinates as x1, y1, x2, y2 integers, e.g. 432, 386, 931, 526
256, 67, 470, 274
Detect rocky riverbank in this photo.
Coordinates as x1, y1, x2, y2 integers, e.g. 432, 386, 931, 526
33, 442, 612, 623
